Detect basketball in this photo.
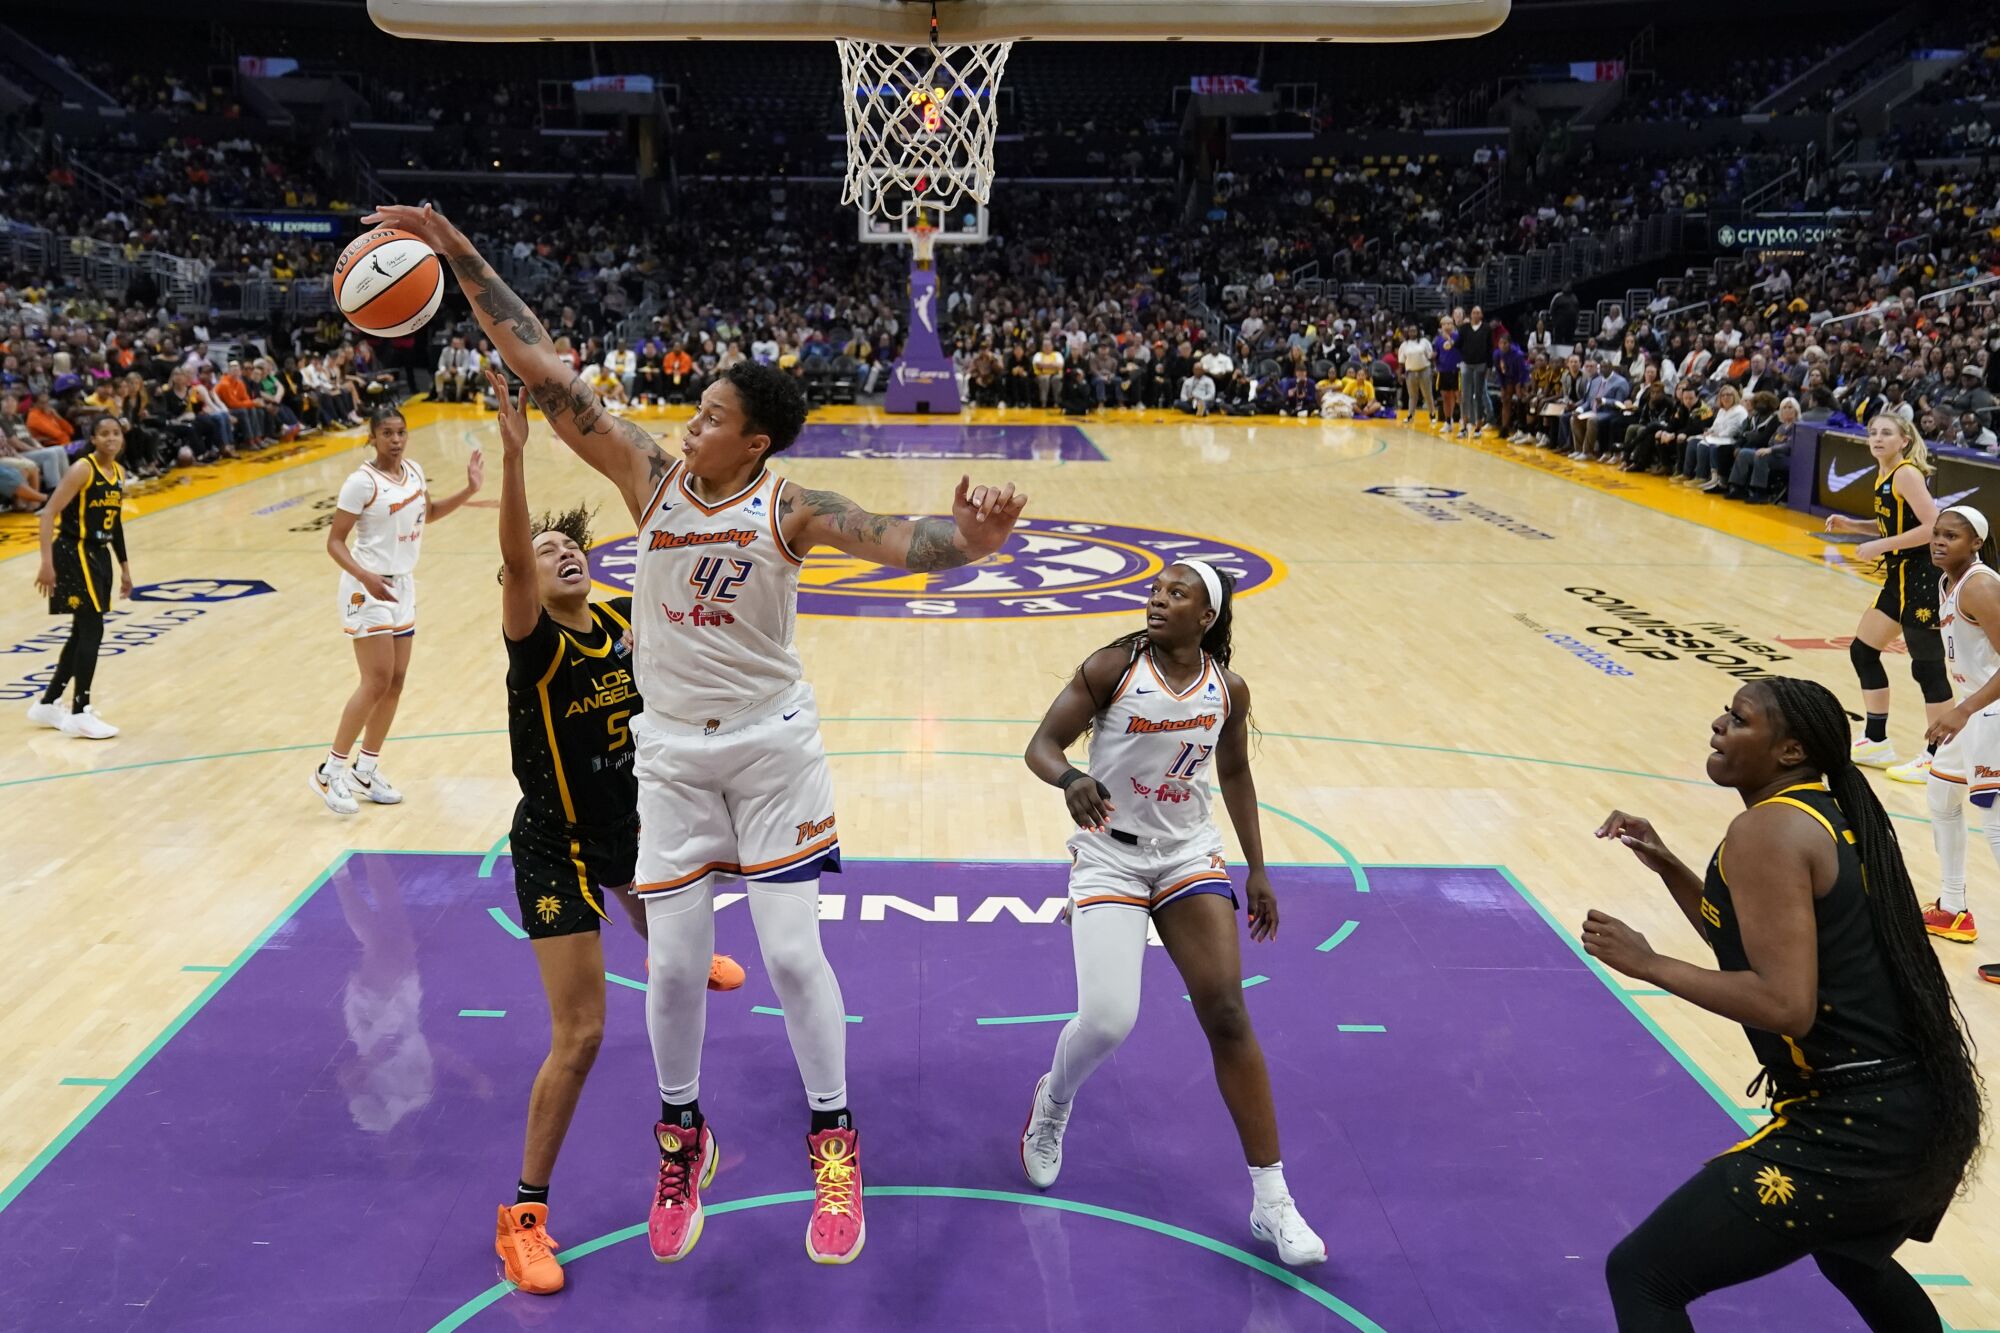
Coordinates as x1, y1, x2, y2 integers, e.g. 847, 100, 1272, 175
332, 228, 443, 338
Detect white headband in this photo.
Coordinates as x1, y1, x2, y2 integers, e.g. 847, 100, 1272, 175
1944, 505, 1991, 541
1177, 560, 1225, 614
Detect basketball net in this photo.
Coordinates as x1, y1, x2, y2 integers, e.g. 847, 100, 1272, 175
836, 14, 1011, 228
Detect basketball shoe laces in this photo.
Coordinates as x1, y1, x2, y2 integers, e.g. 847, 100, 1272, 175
514, 1214, 558, 1265
812, 1140, 858, 1217
656, 1136, 700, 1210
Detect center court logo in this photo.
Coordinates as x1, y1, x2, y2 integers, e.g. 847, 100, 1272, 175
587, 518, 1281, 619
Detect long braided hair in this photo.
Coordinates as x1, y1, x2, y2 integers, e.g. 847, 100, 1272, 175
1760, 676, 1983, 1208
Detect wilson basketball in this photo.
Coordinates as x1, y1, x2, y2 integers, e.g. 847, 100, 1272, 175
332, 228, 443, 338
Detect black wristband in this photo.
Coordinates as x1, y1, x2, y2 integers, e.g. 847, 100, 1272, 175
1058, 767, 1088, 790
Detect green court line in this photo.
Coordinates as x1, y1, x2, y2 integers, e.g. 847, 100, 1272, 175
180, 964, 227, 973
476, 833, 510, 880
1315, 919, 1359, 953
1257, 800, 1371, 892
1494, 864, 1759, 1136
1336, 1025, 1387, 1034
485, 906, 529, 940
1184, 975, 1269, 1001
1918, 1274, 1973, 1287
57, 1077, 114, 1087
424, 1186, 1388, 1333
752, 1004, 863, 1024
0, 718, 1939, 828
457, 1009, 506, 1019
976, 1011, 1079, 1026
0, 849, 356, 1216
1624, 988, 1670, 997
605, 972, 645, 992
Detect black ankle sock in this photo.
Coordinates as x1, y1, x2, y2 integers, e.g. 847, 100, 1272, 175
662, 1098, 702, 1133
1865, 712, 1889, 743
811, 1107, 852, 1134
515, 1181, 549, 1207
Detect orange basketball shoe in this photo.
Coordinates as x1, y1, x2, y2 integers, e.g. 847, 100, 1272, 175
494, 1203, 563, 1294
648, 1121, 717, 1263
1922, 903, 1978, 943
805, 1127, 865, 1264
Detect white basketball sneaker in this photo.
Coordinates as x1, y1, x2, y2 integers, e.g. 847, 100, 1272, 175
25, 699, 63, 728
1850, 737, 1897, 769
352, 770, 403, 805
1019, 1073, 1071, 1190
1250, 1194, 1327, 1266
310, 764, 360, 815
1884, 755, 1931, 785
58, 706, 118, 740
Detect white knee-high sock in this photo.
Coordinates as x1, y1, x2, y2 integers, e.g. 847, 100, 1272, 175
645, 881, 715, 1105
747, 879, 850, 1112
1930, 776, 1968, 913
1047, 907, 1150, 1105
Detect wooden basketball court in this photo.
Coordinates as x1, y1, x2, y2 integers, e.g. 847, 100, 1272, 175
3, 404, 1996, 1328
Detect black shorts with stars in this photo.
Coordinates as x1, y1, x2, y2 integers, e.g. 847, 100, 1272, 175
510, 799, 639, 940
1713, 1075, 1943, 1264
1872, 553, 1940, 645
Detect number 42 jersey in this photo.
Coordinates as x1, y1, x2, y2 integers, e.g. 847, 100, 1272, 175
632, 461, 806, 724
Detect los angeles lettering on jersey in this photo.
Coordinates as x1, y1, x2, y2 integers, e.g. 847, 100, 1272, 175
562, 667, 636, 718
1125, 713, 1218, 734
648, 528, 758, 551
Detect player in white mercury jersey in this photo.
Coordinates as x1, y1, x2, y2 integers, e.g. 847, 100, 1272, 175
1919, 506, 2000, 985
1019, 559, 1327, 1268
372, 202, 1029, 1269
313, 405, 483, 814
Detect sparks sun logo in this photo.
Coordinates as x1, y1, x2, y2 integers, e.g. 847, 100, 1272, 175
1753, 1165, 1796, 1207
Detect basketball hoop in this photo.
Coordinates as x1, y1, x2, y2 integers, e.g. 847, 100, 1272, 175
837, 4, 1011, 227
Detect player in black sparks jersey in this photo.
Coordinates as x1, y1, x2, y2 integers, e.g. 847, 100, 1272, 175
487, 371, 744, 1296
1587, 678, 1981, 1331
29, 415, 132, 739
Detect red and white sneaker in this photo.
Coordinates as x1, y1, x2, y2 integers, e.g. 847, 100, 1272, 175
648, 1120, 717, 1263
1922, 903, 1978, 943
805, 1127, 865, 1264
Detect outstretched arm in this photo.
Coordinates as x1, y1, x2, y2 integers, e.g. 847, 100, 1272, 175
492, 371, 543, 642
779, 474, 1027, 570
362, 204, 668, 520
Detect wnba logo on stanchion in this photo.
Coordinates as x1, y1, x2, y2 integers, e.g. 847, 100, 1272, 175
587, 518, 1282, 620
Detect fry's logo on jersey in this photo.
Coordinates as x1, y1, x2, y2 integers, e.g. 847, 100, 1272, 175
588, 518, 1280, 620
662, 604, 737, 627
647, 528, 758, 552
563, 668, 635, 717
1125, 713, 1218, 734
795, 814, 836, 845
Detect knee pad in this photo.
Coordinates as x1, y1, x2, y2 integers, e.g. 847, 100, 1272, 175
1911, 652, 1952, 704
1849, 638, 1890, 691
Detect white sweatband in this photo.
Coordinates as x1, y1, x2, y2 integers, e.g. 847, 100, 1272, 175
1178, 559, 1224, 612
1944, 505, 1990, 541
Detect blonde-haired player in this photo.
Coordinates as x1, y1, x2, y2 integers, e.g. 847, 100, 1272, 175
1920, 507, 2000, 979
1019, 559, 1327, 1268
1824, 414, 1950, 782
311, 406, 483, 813
370, 201, 1026, 1269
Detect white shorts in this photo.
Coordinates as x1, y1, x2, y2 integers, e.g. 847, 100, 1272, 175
339, 572, 416, 638
1930, 702, 2000, 805
631, 681, 839, 896
1066, 827, 1235, 914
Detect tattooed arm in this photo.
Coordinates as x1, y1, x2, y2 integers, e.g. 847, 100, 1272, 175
361, 204, 669, 521
778, 474, 1028, 571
